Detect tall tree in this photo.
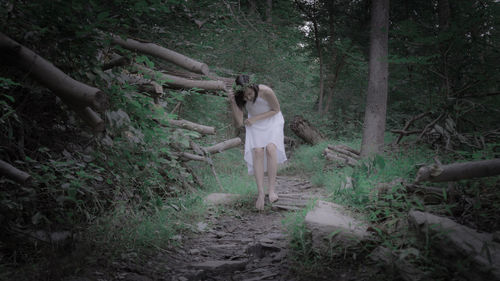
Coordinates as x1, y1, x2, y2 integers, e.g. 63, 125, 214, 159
360, 0, 389, 156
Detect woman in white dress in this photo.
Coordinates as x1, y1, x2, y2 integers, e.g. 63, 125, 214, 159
228, 75, 287, 210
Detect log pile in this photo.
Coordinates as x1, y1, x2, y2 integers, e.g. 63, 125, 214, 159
323, 144, 360, 167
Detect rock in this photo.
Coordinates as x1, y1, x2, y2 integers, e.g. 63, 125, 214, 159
246, 242, 281, 259
204, 193, 242, 205
409, 210, 500, 281
304, 200, 371, 251
196, 222, 208, 232
189, 249, 200, 255
189, 260, 248, 272
493, 231, 500, 243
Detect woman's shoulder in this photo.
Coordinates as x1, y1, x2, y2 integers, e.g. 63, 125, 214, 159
257, 84, 274, 96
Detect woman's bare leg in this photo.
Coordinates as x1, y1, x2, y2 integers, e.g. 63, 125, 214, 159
252, 147, 265, 210
266, 143, 278, 203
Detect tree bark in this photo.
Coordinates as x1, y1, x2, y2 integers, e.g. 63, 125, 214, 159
0, 160, 31, 184
0, 32, 107, 112
133, 64, 226, 92
360, 0, 389, 157
415, 158, 500, 183
109, 34, 209, 75
290, 115, 323, 145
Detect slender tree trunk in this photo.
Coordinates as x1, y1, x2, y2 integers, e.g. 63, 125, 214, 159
312, 20, 325, 113
438, 0, 451, 98
266, 0, 272, 23
360, 0, 389, 157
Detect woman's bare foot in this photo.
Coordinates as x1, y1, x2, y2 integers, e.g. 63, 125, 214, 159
269, 191, 279, 203
255, 194, 265, 210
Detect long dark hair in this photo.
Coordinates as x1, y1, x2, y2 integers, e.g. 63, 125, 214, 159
234, 74, 259, 109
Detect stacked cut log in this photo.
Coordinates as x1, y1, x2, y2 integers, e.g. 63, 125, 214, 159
323, 144, 360, 167
0, 32, 107, 131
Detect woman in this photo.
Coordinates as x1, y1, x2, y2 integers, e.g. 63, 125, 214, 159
228, 75, 287, 210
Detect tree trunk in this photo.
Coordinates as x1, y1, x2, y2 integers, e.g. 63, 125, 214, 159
109, 34, 209, 75
360, 0, 389, 157
290, 115, 323, 145
0, 32, 107, 112
133, 64, 226, 92
415, 158, 500, 183
266, 0, 272, 23
0, 160, 31, 184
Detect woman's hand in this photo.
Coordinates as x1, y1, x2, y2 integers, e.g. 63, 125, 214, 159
244, 118, 256, 126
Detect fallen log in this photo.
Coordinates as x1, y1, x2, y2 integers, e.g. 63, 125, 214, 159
324, 150, 358, 167
327, 144, 360, 160
415, 158, 500, 183
0, 33, 107, 112
290, 115, 323, 145
166, 119, 215, 135
109, 34, 209, 75
134, 64, 226, 92
204, 138, 241, 154
370, 246, 428, 281
178, 138, 242, 161
0, 160, 31, 184
409, 211, 500, 281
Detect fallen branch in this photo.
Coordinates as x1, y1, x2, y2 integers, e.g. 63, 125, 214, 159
392, 112, 431, 144
109, 34, 209, 75
418, 113, 445, 140
0, 160, 31, 184
415, 158, 500, 183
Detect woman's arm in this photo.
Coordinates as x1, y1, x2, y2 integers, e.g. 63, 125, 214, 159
228, 90, 244, 128
245, 85, 280, 126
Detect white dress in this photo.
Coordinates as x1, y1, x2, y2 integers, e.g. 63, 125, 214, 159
244, 96, 287, 175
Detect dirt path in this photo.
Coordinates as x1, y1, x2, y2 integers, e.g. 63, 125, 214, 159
159, 176, 327, 281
